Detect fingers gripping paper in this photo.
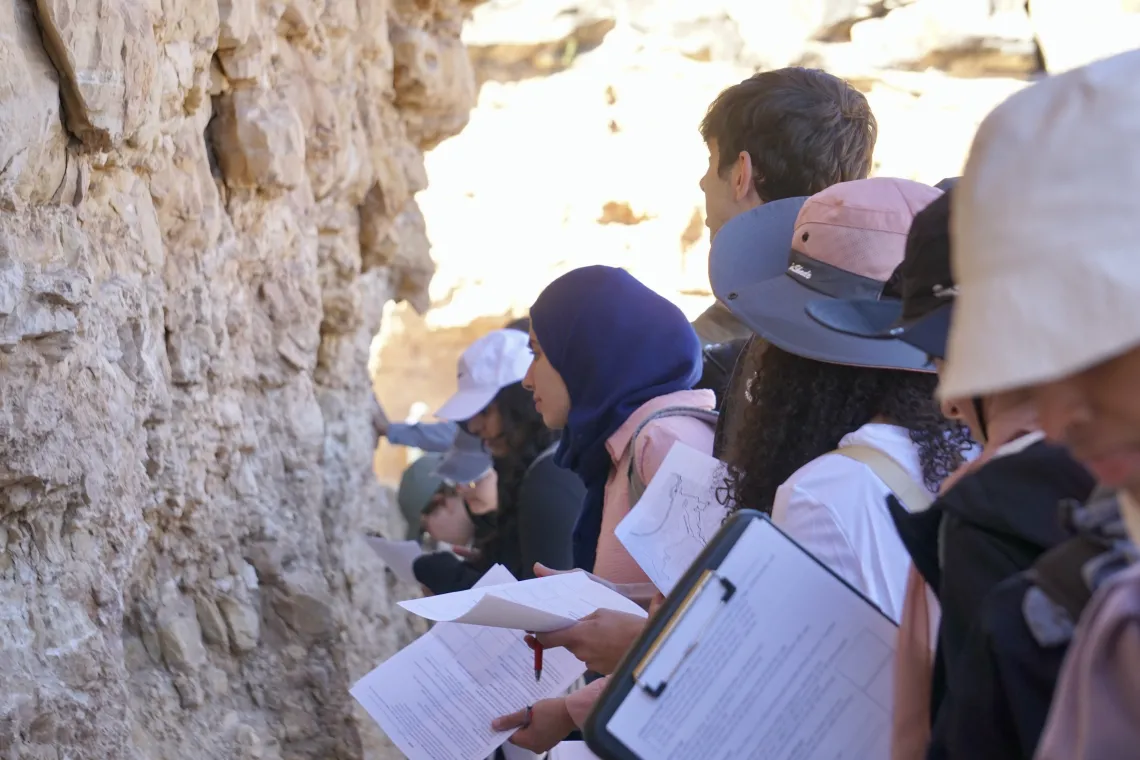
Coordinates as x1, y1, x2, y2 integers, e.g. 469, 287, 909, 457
351, 565, 587, 760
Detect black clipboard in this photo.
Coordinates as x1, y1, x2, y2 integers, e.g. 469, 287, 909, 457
583, 509, 898, 760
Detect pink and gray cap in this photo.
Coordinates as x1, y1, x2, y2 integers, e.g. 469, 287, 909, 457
708, 176, 941, 372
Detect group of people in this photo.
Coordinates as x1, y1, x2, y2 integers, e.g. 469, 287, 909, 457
373, 48, 1140, 760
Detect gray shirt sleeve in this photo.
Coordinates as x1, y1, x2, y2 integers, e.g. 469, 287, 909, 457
516, 455, 586, 577
385, 421, 459, 453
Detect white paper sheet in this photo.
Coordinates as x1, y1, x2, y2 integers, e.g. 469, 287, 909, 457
500, 744, 542, 760
398, 570, 649, 632
615, 442, 728, 594
364, 535, 423, 585
549, 741, 601, 759
352, 565, 586, 760
606, 519, 897, 760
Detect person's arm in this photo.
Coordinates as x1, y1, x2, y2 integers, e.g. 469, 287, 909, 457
412, 551, 483, 594
517, 457, 583, 577
564, 677, 609, 728
385, 421, 459, 453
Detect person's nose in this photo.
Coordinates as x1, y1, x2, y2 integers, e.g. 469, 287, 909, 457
522, 361, 536, 392
1031, 380, 1091, 444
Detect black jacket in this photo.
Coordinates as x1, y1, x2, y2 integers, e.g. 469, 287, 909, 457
413, 452, 585, 594
889, 439, 1095, 759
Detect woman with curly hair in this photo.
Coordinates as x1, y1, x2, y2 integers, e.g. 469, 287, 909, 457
712, 177, 974, 621
412, 328, 586, 594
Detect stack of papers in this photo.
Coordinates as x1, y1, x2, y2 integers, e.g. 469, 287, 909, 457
352, 566, 587, 760
399, 570, 649, 632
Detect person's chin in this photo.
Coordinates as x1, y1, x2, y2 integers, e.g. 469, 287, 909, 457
1081, 448, 1140, 490
541, 414, 566, 431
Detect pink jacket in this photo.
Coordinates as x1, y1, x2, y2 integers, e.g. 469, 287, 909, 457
1034, 561, 1140, 760
566, 389, 717, 725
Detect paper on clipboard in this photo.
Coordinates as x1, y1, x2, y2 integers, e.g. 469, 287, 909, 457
605, 518, 897, 760
398, 570, 649, 632
351, 565, 586, 760
364, 535, 423, 584
615, 442, 728, 594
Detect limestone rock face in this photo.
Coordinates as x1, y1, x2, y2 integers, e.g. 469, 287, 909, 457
0, 0, 473, 757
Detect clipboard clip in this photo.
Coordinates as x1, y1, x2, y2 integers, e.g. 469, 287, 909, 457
631, 570, 736, 699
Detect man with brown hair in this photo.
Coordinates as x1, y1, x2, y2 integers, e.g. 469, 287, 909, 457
693, 67, 878, 344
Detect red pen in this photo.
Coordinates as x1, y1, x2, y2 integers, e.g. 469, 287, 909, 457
526, 633, 543, 682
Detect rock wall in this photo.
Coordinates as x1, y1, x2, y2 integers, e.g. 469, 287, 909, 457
0, 0, 480, 758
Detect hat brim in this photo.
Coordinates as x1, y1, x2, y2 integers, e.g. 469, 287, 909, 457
709, 197, 809, 302
725, 274, 934, 372
433, 387, 499, 422
435, 450, 494, 485
805, 299, 953, 360
804, 298, 904, 338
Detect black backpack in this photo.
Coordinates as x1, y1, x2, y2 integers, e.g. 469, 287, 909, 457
928, 491, 1136, 760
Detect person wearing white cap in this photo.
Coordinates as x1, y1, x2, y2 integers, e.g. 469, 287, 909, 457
412, 329, 586, 594
938, 48, 1140, 760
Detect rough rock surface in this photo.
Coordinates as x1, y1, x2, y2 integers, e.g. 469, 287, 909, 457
0, 0, 478, 757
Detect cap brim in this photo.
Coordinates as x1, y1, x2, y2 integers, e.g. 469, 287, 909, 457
726, 274, 934, 372
709, 197, 809, 302
433, 387, 498, 422
805, 299, 953, 360
804, 298, 904, 338
435, 450, 494, 484
893, 304, 952, 360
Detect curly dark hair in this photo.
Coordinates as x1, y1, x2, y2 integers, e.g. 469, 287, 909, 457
471, 382, 558, 561
720, 343, 973, 515
700, 67, 877, 203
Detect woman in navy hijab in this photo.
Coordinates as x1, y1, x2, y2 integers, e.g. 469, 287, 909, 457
523, 265, 717, 580
491, 266, 720, 752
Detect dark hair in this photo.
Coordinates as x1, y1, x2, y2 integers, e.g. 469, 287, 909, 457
720, 344, 972, 514
695, 338, 750, 411
699, 68, 877, 203
504, 316, 531, 333
474, 382, 558, 557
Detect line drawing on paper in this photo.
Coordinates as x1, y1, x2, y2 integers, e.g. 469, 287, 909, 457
615, 444, 728, 594
626, 472, 723, 591
628, 474, 714, 540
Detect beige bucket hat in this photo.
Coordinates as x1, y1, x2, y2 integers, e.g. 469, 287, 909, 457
939, 48, 1140, 400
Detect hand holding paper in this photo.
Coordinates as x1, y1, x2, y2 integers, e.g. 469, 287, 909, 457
351, 565, 588, 760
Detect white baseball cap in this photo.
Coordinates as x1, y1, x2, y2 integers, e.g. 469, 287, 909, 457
939, 48, 1140, 400
434, 329, 533, 421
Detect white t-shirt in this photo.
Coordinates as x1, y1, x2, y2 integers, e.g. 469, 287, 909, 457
771, 423, 937, 623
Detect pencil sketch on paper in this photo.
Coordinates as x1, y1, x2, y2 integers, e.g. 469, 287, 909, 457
615, 443, 729, 595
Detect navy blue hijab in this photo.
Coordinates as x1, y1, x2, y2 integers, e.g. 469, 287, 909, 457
529, 266, 703, 572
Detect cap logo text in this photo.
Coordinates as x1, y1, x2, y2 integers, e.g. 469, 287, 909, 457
788, 263, 813, 280
932, 284, 958, 298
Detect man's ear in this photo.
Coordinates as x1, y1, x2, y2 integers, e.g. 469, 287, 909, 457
732, 150, 756, 202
